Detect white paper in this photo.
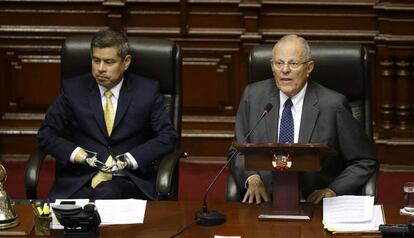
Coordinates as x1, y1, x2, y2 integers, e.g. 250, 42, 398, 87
323, 195, 385, 233
94, 199, 147, 225
400, 208, 414, 216
50, 199, 90, 229
324, 205, 384, 233
323, 195, 374, 223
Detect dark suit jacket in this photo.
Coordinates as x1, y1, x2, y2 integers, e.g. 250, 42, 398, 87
37, 73, 178, 200
228, 79, 378, 197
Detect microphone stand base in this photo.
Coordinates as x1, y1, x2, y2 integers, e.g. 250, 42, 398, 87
195, 210, 226, 226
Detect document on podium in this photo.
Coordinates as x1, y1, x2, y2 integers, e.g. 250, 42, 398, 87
323, 195, 384, 233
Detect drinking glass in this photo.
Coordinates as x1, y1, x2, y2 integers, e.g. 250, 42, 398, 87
403, 182, 414, 212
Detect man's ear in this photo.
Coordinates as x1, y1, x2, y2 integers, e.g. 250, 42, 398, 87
307, 60, 315, 76
124, 54, 132, 70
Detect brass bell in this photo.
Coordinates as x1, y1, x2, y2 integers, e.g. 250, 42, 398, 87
0, 164, 19, 229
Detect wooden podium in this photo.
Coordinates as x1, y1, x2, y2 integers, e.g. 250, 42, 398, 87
233, 142, 334, 220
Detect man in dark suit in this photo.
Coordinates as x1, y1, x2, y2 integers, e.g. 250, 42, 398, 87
37, 29, 178, 200
228, 35, 378, 204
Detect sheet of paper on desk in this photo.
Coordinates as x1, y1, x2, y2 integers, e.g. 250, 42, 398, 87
50, 199, 90, 229
324, 205, 384, 233
323, 195, 374, 222
323, 196, 384, 233
94, 199, 147, 225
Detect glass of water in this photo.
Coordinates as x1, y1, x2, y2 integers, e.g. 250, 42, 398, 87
403, 182, 414, 212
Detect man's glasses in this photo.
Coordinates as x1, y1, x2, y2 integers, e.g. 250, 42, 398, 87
270, 59, 311, 70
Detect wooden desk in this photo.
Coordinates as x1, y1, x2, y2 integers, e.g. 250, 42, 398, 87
4, 201, 413, 238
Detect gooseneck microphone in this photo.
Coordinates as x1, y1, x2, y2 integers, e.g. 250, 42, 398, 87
242, 103, 273, 142
195, 103, 273, 227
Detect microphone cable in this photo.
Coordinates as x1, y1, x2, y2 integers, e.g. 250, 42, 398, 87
168, 219, 199, 238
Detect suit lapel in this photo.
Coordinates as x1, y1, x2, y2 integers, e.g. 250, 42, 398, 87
299, 82, 319, 143
88, 79, 107, 137
113, 76, 131, 132
264, 83, 280, 142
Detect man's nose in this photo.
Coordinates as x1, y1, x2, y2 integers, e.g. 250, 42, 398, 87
281, 63, 291, 73
98, 62, 106, 71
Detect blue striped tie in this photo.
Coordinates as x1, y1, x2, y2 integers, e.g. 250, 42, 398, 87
279, 99, 294, 143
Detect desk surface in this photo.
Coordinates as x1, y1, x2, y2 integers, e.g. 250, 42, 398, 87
4, 201, 414, 238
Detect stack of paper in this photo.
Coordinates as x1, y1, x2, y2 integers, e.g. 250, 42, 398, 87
323, 195, 385, 233
94, 199, 147, 225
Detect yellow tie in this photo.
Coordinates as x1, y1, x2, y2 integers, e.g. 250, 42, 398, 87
103, 90, 114, 135
91, 90, 114, 188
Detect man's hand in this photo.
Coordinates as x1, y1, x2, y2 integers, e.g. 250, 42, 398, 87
85, 156, 98, 167
242, 176, 270, 204
114, 154, 132, 171
306, 188, 336, 204
74, 149, 98, 167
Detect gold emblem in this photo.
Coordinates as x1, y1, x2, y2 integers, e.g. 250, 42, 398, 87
272, 153, 292, 171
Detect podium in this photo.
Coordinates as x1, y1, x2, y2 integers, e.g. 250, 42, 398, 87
233, 142, 334, 220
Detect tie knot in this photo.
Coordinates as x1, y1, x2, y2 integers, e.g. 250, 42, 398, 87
104, 90, 113, 99
284, 99, 293, 109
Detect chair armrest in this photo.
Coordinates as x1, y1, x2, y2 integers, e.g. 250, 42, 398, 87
225, 174, 241, 202
24, 147, 47, 199
363, 171, 377, 198
156, 149, 184, 200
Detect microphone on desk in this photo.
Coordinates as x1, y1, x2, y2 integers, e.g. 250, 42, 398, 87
195, 103, 273, 227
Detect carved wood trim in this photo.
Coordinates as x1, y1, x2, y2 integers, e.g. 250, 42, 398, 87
374, 2, 414, 11
262, 0, 375, 6
378, 57, 395, 131
0, 25, 106, 34
127, 0, 180, 2
103, 0, 125, 7
125, 27, 181, 35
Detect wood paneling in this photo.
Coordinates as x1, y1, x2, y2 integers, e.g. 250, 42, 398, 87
0, 0, 413, 165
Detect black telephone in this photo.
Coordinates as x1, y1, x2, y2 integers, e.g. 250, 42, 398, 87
52, 203, 101, 238
380, 219, 414, 237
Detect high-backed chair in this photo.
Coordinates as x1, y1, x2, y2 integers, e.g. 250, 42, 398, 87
25, 35, 182, 200
226, 43, 377, 201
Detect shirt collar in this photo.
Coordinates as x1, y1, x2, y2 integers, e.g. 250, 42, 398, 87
279, 82, 308, 108
98, 78, 124, 100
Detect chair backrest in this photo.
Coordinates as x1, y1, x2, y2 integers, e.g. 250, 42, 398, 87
61, 35, 182, 142
248, 43, 372, 137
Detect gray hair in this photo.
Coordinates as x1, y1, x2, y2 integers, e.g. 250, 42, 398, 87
272, 35, 312, 61
91, 28, 129, 59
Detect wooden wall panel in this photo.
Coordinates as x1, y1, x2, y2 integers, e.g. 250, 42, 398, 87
0, 0, 413, 165
1, 50, 60, 112
0, 2, 108, 28
182, 50, 238, 114
12, 56, 60, 111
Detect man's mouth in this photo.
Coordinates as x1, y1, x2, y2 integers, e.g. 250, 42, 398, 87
96, 75, 108, 81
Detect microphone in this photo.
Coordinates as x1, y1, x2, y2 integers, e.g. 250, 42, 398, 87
243, 103, 273, 142
195, 103, 273, 226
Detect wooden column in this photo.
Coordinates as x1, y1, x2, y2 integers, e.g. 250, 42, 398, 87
395, 58, 412, 133
377, 54, 395, 135
103, 0, 125, 30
